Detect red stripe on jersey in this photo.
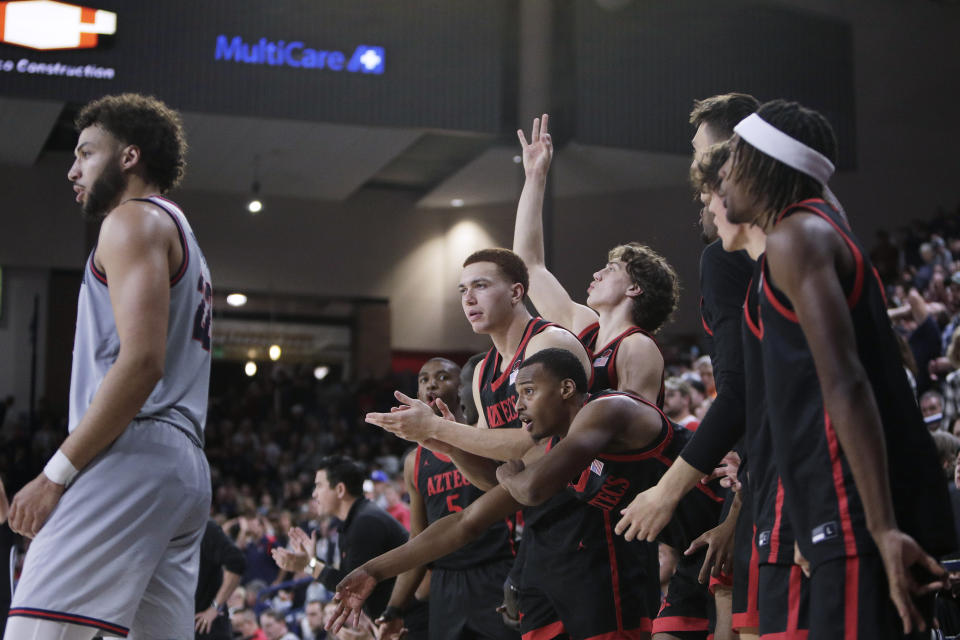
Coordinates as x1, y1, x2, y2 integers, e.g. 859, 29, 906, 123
89, 255, 108, 284
743, 280, 764, 340
768, 478, 785, 562
652, 616, 710, 632
413, 446, 422, 489
602, 510, 624, 632
490, 320, 546, 392
733, 528, 760, 631
763, 275, 798, 323
804, 207, 865, 309
9, 608, 129, 636
522, 620, 565, 640
823, 412, 859, 557
584, 626, 652, 639
844, 556, 860, 640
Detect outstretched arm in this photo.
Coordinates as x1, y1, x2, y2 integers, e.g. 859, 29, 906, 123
513, 114, 597, 333
328, 485, 521, 631
8, 202, 174, 538
377, 450, 429, 636
768, 213, 945, 634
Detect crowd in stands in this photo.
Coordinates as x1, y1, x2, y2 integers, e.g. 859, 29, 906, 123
4, 204, 960, 638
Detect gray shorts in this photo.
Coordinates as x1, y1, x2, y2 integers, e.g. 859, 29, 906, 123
9, 418, 211, 639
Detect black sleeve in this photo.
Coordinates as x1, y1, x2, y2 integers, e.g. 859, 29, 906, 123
207, 521, 247, 575
682, 244, 753, 473
318, 513, 406, 591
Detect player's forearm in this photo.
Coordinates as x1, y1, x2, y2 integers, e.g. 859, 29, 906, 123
433, 419, 533, 461
386, 565, 427, 610
447, 449, 499, 490
212, 569, 242, 609
59, 350, 164, 471
498, 469, 547, 506
657, 456, 710, 503
364, 511, 476, 583
822, 376, 897, 534
512, 172, 548, 267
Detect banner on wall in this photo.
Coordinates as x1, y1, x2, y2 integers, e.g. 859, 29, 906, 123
0, 0, 515, 133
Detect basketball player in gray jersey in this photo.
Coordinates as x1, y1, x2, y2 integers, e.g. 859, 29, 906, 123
5, 94, 212, 640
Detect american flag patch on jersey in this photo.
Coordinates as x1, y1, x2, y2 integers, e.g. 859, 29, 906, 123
590, 459, 604, 475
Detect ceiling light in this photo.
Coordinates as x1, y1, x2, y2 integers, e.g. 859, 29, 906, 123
268, 344, 282, 361
314, 366, 330, 380
451, 198, 464, 207
247, 198, 262, 214
226, 293, 248, 307
244, 361, 258, 376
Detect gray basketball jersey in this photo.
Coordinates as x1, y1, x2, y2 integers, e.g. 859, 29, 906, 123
68, 195, 212, 446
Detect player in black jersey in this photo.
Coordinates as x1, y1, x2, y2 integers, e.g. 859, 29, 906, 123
512, 115, 695, 638
379, 358, 518, 640
512, 114, 678, 404
722, 99, 954, 638
366, 248, 589, 462
614, 94, 759, 640
365, 249, 591, 638
695, 143, 811, 638
331, 348, 719, 639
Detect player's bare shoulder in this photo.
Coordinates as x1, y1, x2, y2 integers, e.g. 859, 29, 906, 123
96, 199, 182, 272
528, 325, 589, 358
577, 393, 663, 451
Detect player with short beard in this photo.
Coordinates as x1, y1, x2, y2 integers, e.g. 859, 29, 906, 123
6, 93, 212, 639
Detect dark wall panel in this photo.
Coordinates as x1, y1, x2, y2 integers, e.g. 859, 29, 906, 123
574, 1, 856, 168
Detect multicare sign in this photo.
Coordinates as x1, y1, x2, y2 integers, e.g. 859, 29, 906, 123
0, 0, 116, 50
214, 35, 385, 74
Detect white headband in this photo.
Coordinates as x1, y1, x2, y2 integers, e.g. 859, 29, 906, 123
733, 113, 835, 185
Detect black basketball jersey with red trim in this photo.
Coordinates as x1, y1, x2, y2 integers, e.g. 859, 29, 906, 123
760, 199, 955, 568
413, 446, 513, 570
477, 316, 579, 532
743, 257, 795, 565
478, 317, 557, 430
557, 391, 723, 550
578, 321, 665, 407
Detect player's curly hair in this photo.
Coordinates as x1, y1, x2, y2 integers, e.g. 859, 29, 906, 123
689, 142, 731, 195
75, 93, 187, 193
607, 243, 680, 334
729, 99, 837, 228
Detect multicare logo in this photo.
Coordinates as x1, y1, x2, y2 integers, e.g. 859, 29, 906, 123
0, 0, 116, 51
215, 35, 385, 75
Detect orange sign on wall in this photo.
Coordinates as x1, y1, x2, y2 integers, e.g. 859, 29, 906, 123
0, 0, 116, 51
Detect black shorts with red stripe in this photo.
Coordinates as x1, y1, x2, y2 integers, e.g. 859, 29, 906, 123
652, 548, 713, 640
809, 553, 937, 640
758, 563, 809, 639
731, 486, 759, 632
517, 512, 659, 640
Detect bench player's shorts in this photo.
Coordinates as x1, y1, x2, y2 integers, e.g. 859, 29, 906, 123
808, 553, 935, 640
731, 492, 759, 632
9, 419, 211, 638
757, 563, 809, 638
518, 535, 659, 640
430, 558, 519, 640
652, 548, 713, 640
